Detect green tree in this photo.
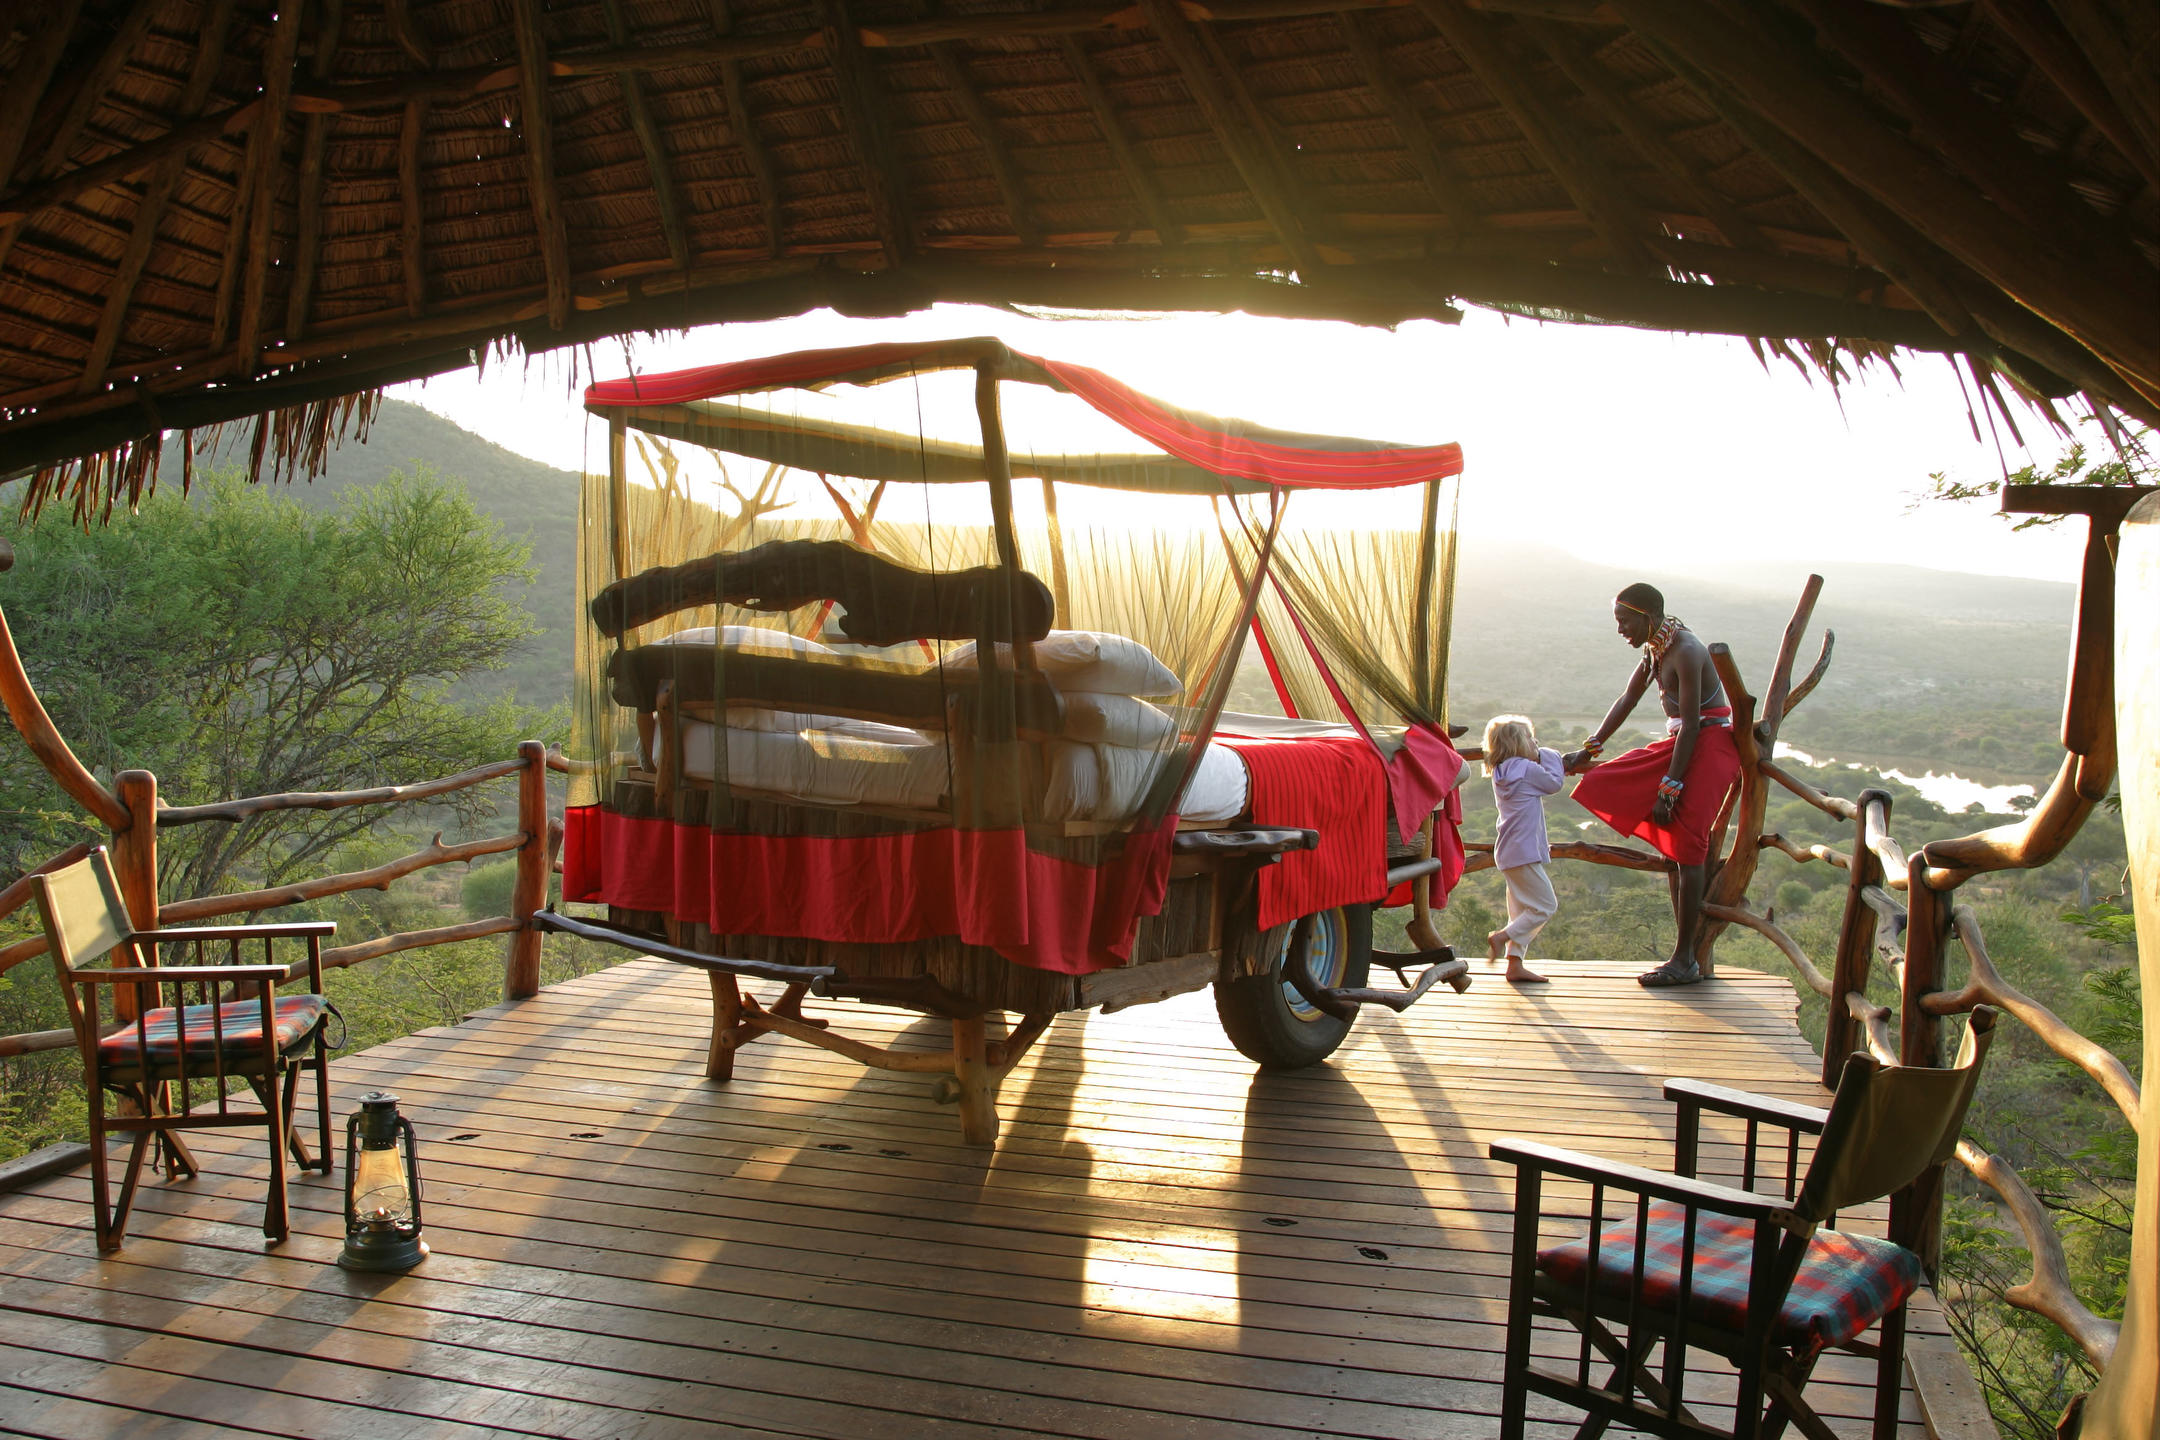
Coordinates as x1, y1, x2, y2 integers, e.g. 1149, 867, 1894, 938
0, 468, 550, 900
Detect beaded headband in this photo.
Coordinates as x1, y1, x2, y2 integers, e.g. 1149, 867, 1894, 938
1615, 598, 1652, 616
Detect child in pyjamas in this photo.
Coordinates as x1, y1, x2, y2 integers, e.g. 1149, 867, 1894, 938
1483, 714, 1564, 983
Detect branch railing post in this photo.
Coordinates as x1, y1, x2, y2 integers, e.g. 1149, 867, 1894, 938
1892, 852, 1953, 1276
1821, 786, 1888, 1087
109, 769, 159, 1023
504, 738, 550, 1000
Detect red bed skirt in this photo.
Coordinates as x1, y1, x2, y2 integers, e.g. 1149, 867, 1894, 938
561, 807, 1173, 976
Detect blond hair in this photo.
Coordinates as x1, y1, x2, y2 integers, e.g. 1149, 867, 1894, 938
1482, 714, 1538, 776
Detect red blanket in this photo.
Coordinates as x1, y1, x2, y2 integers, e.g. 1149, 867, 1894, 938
560, 809, 1173, 976
1572, 726, 1742, 865
1215, 734, 1390, 931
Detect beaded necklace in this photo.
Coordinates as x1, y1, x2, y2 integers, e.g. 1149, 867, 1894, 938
1645, 615, 1685, 666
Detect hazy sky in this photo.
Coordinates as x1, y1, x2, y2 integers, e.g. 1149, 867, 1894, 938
389, 302, 2093, 585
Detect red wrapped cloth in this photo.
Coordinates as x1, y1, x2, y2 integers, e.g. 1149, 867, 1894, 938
560, 808, 1173, 976
1215, 734, 1389, 931
1572, 722, 1742, 865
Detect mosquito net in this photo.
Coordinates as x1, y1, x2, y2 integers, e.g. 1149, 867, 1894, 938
562, 340, 1461, 978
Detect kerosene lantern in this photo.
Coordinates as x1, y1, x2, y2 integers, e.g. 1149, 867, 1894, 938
337, 1091, 426, 1271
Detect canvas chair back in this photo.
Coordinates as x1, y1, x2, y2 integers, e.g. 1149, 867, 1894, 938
34, 849, 146, 1040
1794, 1007, 1996, 1224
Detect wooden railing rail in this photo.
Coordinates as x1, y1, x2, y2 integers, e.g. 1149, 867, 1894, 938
155, 831, 527, 925
152, 758, 530, 826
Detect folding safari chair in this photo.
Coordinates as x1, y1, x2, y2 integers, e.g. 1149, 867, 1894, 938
1490, 1007, 1997, 1440
35, 847, 337, 1251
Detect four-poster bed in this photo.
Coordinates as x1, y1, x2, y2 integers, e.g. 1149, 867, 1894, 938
551, 338, 1474, 1143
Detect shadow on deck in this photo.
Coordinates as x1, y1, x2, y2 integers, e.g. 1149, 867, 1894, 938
0, 957, 1946, 1438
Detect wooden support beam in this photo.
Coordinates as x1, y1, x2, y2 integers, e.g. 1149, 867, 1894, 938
922, 19, 1043, 248
817, 0, 913, 266
0, 101, 258, 228
707, 1, 784, 258
33, 0, 163, 180
1609, 0, 2160, 410
2041, 0, 2159, 178
1522, 16, 1764, 249
1982, 0, 2160, 193
80, 0, 238, 394
508, 0, 573, 329
1137, 0, 1323, 273
1336, 11, 1483, 233
1787, 0, 2151, 281
600, 0, 691, 269
382, 0, 435, 69
284, 0, 346, 341
236, 0, 308, 375
398, 99, 427, 315
1057, 36, 1181, 246
1637, 34, 1976, 338
0, 1, 85, 189
1413, 0, 1653, 270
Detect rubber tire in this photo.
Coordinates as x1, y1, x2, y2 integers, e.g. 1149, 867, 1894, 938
1213, 904, 1372, 1070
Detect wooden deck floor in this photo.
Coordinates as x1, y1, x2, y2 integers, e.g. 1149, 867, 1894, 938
0, 956, 1951, 1439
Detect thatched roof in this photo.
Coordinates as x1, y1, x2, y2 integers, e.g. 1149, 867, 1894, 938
0, 0, 2154, 510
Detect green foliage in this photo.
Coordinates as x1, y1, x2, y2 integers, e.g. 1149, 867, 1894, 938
1916, 426, 2155, 532
0, 468, 555, 900
461, 860, 520, 921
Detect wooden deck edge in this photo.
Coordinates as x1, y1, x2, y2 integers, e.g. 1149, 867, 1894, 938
1906, 1333, 2002, 1439
0, 1142, 89, 1195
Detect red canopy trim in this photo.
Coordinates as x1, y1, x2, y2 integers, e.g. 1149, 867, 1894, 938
584, 339, 1461, 491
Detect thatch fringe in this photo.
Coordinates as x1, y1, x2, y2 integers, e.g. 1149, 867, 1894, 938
20, 391, 382, 522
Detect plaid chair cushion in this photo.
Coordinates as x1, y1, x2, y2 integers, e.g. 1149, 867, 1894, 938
98, 994, 327, 1071
1537, 1200, 1922, 1355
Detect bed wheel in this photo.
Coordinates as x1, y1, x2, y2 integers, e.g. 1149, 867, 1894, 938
1212, 904, 1370, 1069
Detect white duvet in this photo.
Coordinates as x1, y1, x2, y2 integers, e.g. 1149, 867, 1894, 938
679, 719, 1249, 823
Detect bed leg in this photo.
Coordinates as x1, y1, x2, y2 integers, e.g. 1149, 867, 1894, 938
707, 973, 742, 1081
952, 1014, 999, 1147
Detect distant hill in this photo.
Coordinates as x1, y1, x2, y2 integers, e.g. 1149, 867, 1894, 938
169, 402, 2073, 758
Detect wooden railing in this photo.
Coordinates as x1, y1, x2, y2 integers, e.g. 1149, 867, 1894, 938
0, 737, 568, 1061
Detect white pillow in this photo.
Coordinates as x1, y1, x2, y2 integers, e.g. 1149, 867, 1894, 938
653, 625, 835, 657
1062, 692, 1177, 748
652, 625, 835, 732
948, 631, 1180, 698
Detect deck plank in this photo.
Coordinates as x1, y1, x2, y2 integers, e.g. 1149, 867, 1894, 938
0, 957, 1938, 1437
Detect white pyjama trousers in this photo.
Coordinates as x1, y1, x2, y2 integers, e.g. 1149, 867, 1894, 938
1499, 862, 1558, 957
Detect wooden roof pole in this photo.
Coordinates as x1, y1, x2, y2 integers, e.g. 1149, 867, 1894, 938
1412, 0, 1654, 272
1610, 0, 2160, 409
1056, 36, 1183, 247
383, 0, 435, 68
1335, 13, 1485, 235
1521, 17, 1765, 250
0, 1, 84, 189
2042, 0, 2159, 175
706, 1, 784, 259
509, 0, 573, 330
1981, 0, 2160, 193
30, 0, 164, 181
284, 0, 346, 341
1136, 0, 1324, 274
599, 0, 692, 270
1788, 0, 2150, 270
919, 12, 1044, 249
818, 0, 915, 267
80, 0, 239, 395
237, 0, 309, 374
398, 99, 428, 316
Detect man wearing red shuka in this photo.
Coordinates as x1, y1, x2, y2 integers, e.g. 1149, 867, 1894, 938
1565, 583, 1742, 988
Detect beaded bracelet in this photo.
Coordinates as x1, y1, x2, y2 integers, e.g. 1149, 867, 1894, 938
1582, 736, 1605, 757
1656, 776, 1685, 801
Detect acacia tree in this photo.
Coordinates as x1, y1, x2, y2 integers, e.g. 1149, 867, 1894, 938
0, 468, 548, 899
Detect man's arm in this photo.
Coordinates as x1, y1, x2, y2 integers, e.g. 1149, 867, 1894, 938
1565, 659, 1651, 772
1655, 647, 1704, 824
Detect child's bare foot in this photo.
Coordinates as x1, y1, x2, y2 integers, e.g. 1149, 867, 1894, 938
1487, 929, 1508, 963
1504, 958, 1549, 984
